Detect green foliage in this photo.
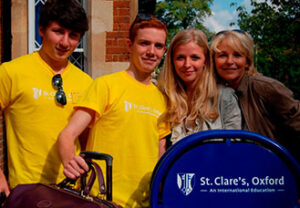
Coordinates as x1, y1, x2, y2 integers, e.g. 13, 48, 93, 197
154, 0, 214, 69
233, 0, 300, 99
155, 0, 214, 43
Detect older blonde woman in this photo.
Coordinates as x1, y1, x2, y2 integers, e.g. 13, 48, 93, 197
159, 28, 241, 144
210, 30, 300, 162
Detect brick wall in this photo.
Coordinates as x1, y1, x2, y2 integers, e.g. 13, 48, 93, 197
106, 0, 130, 62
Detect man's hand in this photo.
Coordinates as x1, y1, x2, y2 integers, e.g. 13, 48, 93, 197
63, 155, 89, 179
0, 170, 10, 197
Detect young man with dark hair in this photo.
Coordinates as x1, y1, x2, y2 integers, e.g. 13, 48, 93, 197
0, 0, 92, 196
58, 14, 170, 207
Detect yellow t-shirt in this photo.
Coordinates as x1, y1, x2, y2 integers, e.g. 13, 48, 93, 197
0, 52, 93, 188
76, 70, 170, 207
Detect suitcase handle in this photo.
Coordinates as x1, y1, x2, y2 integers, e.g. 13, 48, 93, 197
80, 151, 113, 201
81, 151, 113, 166
58, 161, 103, 195
82, 160, 106, 196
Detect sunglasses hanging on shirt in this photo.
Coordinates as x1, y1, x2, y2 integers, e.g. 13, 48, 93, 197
52, 74, 67, 106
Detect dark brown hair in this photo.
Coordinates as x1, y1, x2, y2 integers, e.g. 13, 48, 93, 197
39, 0, 88, 37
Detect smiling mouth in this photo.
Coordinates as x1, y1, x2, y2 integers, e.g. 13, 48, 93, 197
223, 68, 237, 71
183, 71, 194, 75
143, 58, 156, 63
56, 48, 69, 53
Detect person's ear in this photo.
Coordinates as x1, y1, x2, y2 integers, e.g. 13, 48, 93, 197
126, 39, 133, 53
39, 26, 45, 38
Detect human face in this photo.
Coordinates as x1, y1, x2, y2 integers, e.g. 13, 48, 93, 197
173, 41, 206, 89
214, 40, 249, 89
128, 28, 166, 75
39, 21, 81, 67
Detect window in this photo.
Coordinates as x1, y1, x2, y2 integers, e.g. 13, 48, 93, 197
28, 0, 88, 71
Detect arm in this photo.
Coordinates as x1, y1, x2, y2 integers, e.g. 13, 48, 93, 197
58, 108, 94, 179
0, 169, 9, 197
78, 127, 90, 151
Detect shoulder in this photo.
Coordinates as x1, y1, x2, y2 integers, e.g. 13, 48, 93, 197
1, 53, 34, 69
151, 83, 166, 101
89, 71, 124, 91
218, 84, 235, 95
10, 53, 35, 63
0, 54, 36, 78
217, 84, 240, 115
67, 65, 92, 86
249, 74, 293, 97
250, 74, 283, 86
70, 65, 92, 79
217, 84, 237, 101
94, 71, 123, 84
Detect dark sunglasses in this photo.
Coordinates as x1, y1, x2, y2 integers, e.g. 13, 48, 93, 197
133, 13, 166, 25
52, 74, 67, 106
215, 29, 245, 36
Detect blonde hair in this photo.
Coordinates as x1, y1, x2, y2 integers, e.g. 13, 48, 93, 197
158, 28, 219, 128
210, 30, 258, 76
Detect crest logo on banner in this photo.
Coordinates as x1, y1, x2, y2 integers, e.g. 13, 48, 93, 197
177, 173, 195, 196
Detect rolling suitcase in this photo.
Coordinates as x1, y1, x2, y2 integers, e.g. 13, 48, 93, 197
3, 151, 122, 208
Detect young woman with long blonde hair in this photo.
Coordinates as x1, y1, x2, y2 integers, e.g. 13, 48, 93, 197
159, 28, 241, 144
